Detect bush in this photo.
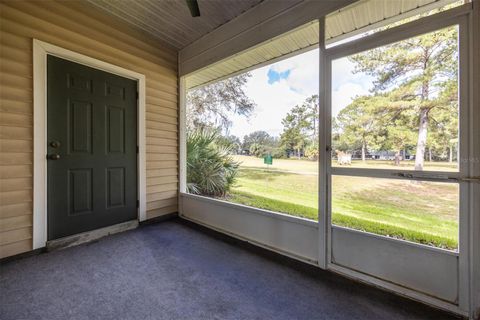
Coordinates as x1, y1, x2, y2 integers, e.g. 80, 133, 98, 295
270, 148, 287, 159
249, 143, 266, 157
304, 144, 319, 160
187, 129, 239, 196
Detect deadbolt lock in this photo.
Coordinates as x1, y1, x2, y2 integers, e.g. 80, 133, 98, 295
50, 141, 61, 148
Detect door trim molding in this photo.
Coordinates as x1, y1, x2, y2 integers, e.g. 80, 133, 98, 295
33, 39, 147, 250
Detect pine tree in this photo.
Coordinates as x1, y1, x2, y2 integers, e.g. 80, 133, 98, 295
350, 26, 458, 170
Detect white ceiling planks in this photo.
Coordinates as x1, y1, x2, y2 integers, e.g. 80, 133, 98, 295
186, 0, 461, 89
185, 20, 319, 89
87, 0, 461, 88
87, 0, 263, 49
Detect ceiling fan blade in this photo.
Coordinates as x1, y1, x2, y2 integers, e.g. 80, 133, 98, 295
186, 0, 200, 17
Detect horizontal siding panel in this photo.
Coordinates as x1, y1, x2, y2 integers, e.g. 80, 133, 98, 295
146, 137, 177, 147
0, 126, 32, 140
146, 103, 178, 116
0, 214, 32, 232
0, 190, 33, 206
145, 145, 177, 154
146, 176, 178, 186
146, 161, 177, 169
146, 168, 177, 178
0, 139, 32, 152
146, 128, 177, 140
146, 85, 177, 103
0, 31, 32, 50
143, 79, 178, 96
0, 153, 32, 166
0, 227, 32, 245
0, 177, 31, 192
145, 96, 178, 110
0, 111, 33, 127
147, 182, 178, 194
146, 190, 178, 202
146, 205, 178, 219
146, 112, 177, 124
0, 164, 32, 179
146, 153, 178, 161
0, 59, 31, 77
0, 202, 32, 219
146, 120, 177, 133
0, 99, 32, 115
146, 96, 178, 110
0, 85, 33, 104
147, 198, 177, 211
0, 72, 32, 90
0, 239, 32, 259
1, 44, 32, 64
145, 79, 178, 102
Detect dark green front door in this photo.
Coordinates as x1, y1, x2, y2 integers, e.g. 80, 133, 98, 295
47, 56, 137, 240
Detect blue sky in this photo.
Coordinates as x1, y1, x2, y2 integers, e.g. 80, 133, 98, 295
267, 69, 290, 84
226, 48, 373, 139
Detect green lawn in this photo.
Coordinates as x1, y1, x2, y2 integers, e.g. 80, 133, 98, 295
232, 155, 458, 173
227, 155, 459, 250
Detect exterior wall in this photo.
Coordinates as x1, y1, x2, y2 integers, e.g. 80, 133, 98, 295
0, 0, 178, 259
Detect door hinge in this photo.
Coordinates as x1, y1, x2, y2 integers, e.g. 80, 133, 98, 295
136, 200, 139, 208
136, 146, 139, 154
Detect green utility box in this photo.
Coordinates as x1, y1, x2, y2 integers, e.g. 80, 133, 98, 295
263, 155, 273, 165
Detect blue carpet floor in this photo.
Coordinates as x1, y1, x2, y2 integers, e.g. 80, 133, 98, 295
0, 219, 458, 320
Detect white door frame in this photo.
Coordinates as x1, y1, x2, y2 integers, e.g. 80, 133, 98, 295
32, 39, 147, 249
320, 4, 475, 316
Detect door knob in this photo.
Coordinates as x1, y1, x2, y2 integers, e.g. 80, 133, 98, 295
47, 154, 61, 160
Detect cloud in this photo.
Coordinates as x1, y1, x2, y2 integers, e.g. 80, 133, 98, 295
332, 57, 373, 91
268, 49, 319, 95
332, 82, 369, 117
229, 63, 308, 138
227, 50, 373, 137
331, 57, 373, 117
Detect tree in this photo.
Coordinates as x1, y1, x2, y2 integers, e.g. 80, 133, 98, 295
280, 108, 307, 158
373, 87, 419, 164
335, 95, 383, 162
303, 95, 319, 143
249, 143, 266, 157
427, 79, 458, 162
350, 26, 458, 170
186, 73, 256, 131
242, 131, 275, 154
217, 134, 242, 154
279, 95, 319, 159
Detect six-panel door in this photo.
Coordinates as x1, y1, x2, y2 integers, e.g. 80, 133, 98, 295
47, 56, 137, 240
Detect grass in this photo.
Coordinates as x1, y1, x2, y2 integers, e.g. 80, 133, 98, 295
232, 155, 458, 173
225, 155, 459, 250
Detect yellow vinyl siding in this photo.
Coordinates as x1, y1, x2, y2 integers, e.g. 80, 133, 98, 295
0, 0, 178, 259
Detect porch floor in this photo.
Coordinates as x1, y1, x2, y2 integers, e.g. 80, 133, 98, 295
0, 219, 458, 320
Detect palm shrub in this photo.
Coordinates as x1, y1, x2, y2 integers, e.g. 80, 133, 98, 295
187, 129, 239, 196
249, 142, 266, 157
